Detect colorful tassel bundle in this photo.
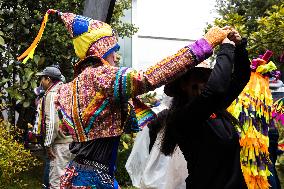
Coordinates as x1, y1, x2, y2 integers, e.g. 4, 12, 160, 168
227, 50, 276, 189
272, 98, 284, 126
17, 9, 58, 63
17, 9, 117, 70
132, 97, 157, 128
123, 97, 157, 134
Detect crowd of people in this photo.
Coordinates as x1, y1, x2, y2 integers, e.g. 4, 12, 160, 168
17, 8, 284, 189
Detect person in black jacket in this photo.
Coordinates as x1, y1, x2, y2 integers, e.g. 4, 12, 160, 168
160, 29, 251, 189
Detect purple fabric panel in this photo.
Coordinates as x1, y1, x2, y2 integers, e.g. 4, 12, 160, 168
189, 38, 213, 62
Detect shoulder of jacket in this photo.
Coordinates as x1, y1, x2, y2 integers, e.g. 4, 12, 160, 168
50, 82, 63, 92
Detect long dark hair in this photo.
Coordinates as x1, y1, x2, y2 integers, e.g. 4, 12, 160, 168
160, 94, 188, 156
160, 69, 240, 156
160, 68, 210, 156
160, 97, 240, 156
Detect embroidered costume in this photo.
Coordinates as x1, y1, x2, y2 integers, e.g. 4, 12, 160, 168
17, 9, 230, 189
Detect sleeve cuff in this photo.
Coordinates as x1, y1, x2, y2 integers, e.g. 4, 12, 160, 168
188, 38, 213, 63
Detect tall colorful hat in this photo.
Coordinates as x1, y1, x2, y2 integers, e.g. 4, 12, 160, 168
17, 9, 119, 71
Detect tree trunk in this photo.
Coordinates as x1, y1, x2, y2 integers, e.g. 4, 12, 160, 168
83, 0, 116, 23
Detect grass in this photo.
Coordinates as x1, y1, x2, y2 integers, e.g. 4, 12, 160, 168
5, 166, 43, 189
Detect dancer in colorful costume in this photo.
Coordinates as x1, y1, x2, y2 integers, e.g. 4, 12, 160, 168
17, 9, 231, 189
227, 50, 279, 189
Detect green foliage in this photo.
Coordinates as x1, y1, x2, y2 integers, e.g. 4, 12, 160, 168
0, 0, 137, 126
211, 0, 284, 63
139, 92, 161, 107
249, 4, 284, 60
0, 119, 40, 188
207, 13, 246, 35
6, 166, 43, 189
216, 0, 280, 35
116, 133, 136, 186
0, 1, 138, 187
0, 0, 84, 125
111, 0, 138, 37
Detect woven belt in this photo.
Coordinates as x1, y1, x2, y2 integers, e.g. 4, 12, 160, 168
73, 157, 109, 173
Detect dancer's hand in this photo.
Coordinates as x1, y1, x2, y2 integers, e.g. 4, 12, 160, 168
227, 29, 242, 45
222, 37, 235, 45
204, 26, 232, 47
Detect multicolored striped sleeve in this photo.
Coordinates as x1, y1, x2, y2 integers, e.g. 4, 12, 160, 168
111, 27, 230, 102
113, 38, 214, 102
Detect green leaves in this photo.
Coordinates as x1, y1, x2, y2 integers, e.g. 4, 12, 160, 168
6, 88, 23, 101
6, 24, 13, 30
0, 31, 4, 46
22, 101, 30, 108
0, 37, 4, 46
0, 120, 40, 187
33, 55, 40, 64
22, 82, 29, 90
110, 0, 139, 37
30, 80, 37, 89
212, 1, 284, 63
122, 141, 129, 149
0, 0, 138, 124
0, 79, 9, 87
24, 68, 34, 81
248, 3, 284, 61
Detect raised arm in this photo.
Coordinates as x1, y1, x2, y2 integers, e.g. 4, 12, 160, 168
170, 42, 241, 124
93, 27, 230, 103
218, 38, 250, 109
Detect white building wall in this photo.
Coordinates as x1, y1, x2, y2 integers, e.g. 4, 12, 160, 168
131, 0, 217, 70
130, 0, 218, 96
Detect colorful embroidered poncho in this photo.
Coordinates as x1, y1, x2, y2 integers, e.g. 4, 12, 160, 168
54, 28, 228, 142
227, 50, 278, 189
55, 43, 209, 142
17, 9, 230, 142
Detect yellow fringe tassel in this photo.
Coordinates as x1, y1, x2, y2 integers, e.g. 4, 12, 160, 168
17, 12, 49, 63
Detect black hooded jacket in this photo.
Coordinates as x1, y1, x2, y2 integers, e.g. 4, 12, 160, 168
169, 41, 250, 189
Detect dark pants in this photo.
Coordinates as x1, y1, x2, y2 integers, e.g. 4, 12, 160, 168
43, 154, 50, 189
269, 164, 281, 189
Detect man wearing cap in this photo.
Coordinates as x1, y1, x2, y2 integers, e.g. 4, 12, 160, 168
18, 9, 233, 189
35, 66, 73, 189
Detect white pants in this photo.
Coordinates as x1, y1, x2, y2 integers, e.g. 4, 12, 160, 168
49, 143, 73, 189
